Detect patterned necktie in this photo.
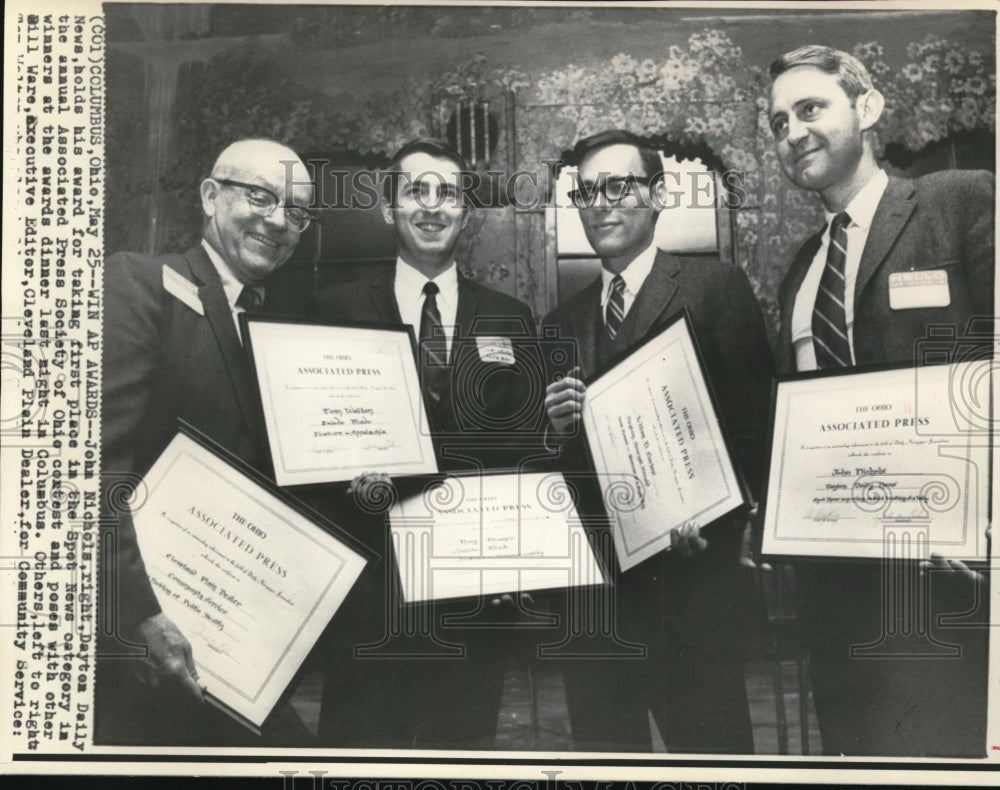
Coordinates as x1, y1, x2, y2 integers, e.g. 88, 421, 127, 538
812, 211, 852, 368
605, 274, 626, 340
419, 281, 448, 405
236, 286, 263, 314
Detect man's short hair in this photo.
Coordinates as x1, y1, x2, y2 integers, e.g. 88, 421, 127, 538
569, 129, 664, 182
769, 44, 875, 102
383, 137, 470, 201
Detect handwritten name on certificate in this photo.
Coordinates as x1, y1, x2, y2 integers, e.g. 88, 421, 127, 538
582, 317, 746, 572
389, 472, 605, 603
132, 433, 368, 729
243, 319, 438, 486
762, 362, 990, 561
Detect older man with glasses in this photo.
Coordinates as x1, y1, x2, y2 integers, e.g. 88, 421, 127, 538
96, 138, 314, 745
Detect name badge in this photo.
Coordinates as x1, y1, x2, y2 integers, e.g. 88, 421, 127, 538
476, 336, 515, 365
162, 266, 205, 315
888, 269, 950, 310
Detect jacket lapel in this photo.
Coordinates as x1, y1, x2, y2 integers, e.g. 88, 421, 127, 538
615, 251, 680, 348
783, 231, 823, 320
182, 246, 258, 431
455, 273, 481, 337
778, 230, 823, 372
571, 278, 603, 378
854, 176, 916, 308
367, 272, 403, 325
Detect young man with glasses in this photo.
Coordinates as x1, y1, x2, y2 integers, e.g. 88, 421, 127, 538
98, 138, 314, 745
312, 137, 542, 749
541, 129, 773, 752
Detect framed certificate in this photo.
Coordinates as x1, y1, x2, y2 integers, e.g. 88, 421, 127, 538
760, 361, 991, 562
131, 424, 372, 732
242, 316, 439, 486
581, 311, 748, 572
389, 470, 607, 603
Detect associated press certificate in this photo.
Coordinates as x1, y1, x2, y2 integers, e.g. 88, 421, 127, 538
131, 429, 370, 730
243, 317, 439, 486
389, 472, 606, 603
761, 362, 991, 561
582, 314, 747, 572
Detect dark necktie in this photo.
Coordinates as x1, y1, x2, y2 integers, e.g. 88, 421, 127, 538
812, 212, 852, 368
419, 281, 448, 405
605, 274, 626, 340
236, 286, 263, 314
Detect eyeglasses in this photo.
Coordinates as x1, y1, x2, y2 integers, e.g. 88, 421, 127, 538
567, 176, 654, 209
212, 178, 317, 231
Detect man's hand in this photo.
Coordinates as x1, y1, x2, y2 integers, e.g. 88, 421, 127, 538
545, 367, 586, 437
490, 592, 536, 609
347, 471, 395, 513
669, 522, 707, 559
918, 526, 991, 587
134, 612, 203, 702
739, 511, 772, 572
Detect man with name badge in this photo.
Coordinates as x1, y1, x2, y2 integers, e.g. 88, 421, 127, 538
313, 137, 541, 748
541, 129, 774, 752
768, 44, 994, 756
98, 138, 315, 744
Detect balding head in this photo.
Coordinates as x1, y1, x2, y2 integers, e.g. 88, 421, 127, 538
209, 139, 310, 186
200, 139, 314, 286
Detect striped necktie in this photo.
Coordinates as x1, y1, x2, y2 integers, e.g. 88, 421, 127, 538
419, 281, 448, 405
605, 274, 626, 340
812, 212, 852, 368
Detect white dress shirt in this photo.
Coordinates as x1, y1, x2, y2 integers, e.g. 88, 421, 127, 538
202, 239, 264, 341
394, 256, 460, 361
791, 169, 889, 371
599, 242, 659, 327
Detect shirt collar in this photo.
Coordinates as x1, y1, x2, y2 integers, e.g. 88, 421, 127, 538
395, 256, 459, 306
825, 169, 889, 232
201, 239, 263, 309
600, 243, 658, 305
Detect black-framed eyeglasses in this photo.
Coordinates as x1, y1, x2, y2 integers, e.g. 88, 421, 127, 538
212, 177, 317, 232
567, 175, 654, 209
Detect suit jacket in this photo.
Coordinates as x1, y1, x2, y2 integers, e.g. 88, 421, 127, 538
777, 170, 995, 374
102, 245, 266, 631
776, 170, 994, 757
314, 268, 543, 472
311, 266, 541, 748
541, 251, 775, 650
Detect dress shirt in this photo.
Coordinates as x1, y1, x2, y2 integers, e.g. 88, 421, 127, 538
599, 242, 659, 327
201, 239, 264, 341
791, 169, 889, 371
394, 257, 460, 360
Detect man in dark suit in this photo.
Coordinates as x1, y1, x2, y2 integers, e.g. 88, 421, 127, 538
768, 44, 993, 756
98, 138, 315, 744
542, 129, 774, 752
312, 138, 542, 749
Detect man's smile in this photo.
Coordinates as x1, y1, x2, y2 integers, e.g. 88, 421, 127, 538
414, 220, 447, 233
793, 146, 822, 164
247, 232, 279, 249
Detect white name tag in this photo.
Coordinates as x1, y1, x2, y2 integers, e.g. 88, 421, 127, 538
476, 336, 515, 365
888, 269, 950, 310
162, 265, 205, 315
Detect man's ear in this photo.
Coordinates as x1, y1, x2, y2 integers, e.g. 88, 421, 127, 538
200, 178, 219, 218
379, 196, 395, 226
857, 88, 885, 132
651, 174, 668, 213
460, 206, 471, 230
